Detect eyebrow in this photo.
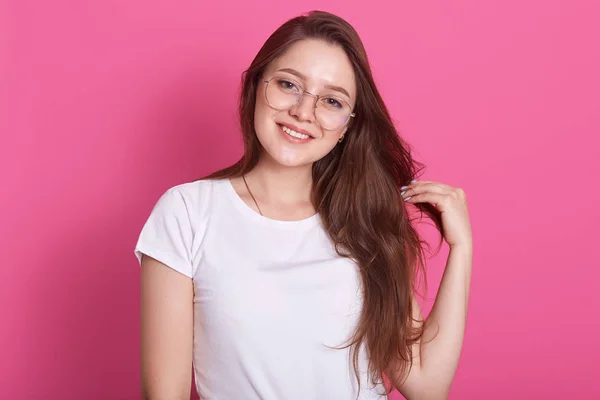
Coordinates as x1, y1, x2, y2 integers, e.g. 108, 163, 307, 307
276, 68, 351, 99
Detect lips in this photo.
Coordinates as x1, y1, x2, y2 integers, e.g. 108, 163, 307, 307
277, 122, 315, 138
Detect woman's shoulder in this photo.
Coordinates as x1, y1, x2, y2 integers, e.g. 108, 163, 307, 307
168, 178, 219, 196
164, 178, 226, 219
166, 177, 219, 202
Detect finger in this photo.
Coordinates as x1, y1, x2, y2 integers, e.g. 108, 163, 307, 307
401, 183, 450, 198
403, 191, 446, 206
402, 180, 453, 192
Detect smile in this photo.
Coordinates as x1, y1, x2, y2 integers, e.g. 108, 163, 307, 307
277, 124, 314, 144
278, 124, 311, 139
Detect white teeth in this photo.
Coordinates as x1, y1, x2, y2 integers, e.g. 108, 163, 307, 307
280, 124, 310, 139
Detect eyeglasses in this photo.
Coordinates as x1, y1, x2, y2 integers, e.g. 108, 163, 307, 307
263, 75, 356, 131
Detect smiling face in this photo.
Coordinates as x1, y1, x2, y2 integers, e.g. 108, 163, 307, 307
253, 39, 357, 168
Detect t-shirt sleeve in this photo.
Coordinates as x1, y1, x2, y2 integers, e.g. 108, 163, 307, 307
134, 187, 194, 278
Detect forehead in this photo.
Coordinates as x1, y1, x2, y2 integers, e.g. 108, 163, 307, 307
267, 39, 356, 98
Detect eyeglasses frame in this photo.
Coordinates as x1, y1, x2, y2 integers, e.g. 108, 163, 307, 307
262, 75, 356, 131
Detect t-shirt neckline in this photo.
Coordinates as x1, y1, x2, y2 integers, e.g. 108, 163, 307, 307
223, 178, 321, 229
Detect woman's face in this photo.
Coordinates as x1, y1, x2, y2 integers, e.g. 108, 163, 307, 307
253, 39, 357, 168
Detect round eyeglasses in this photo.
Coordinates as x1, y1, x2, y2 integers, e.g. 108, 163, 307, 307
263, 75, 355, 131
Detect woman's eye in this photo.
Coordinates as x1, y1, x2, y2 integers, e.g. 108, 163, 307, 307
278, 80, 298, 91
324, 98, 343, 108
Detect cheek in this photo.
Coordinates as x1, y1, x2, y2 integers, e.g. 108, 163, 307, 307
253, 94, 275, 132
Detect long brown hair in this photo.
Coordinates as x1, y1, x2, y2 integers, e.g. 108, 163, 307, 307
200, 10, 443, 395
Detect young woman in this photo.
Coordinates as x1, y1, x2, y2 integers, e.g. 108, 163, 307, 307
135, 10, 473, 400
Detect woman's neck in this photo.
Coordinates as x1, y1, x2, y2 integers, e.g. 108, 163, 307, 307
246, 157, 313, 205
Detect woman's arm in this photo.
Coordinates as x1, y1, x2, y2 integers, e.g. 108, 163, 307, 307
399, 244, 473, 400
140, 254, 194, 400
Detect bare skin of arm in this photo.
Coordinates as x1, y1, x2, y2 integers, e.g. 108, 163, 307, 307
140, 255, 194, 400
398, 245, 473, 400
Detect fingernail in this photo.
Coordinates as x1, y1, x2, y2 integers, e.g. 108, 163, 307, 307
400, 190, 406, 196
400, 186, 408, 190
404, 196, 412, 201
411, 179, 417, 183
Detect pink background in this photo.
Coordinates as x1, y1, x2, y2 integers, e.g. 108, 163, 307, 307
1, 0, 599, 399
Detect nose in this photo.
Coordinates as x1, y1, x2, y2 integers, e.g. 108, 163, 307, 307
289, 91, 317, 123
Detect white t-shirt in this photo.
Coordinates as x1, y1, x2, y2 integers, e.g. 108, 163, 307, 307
134, 178, 387, 399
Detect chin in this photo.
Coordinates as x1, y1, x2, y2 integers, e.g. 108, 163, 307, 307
267, 149, 315, 168
262, 136, 338, 168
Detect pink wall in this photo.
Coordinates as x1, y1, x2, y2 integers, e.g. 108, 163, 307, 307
1, 0, 599, 399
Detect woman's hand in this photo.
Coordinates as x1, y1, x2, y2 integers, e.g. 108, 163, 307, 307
401, 180, 472, 249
